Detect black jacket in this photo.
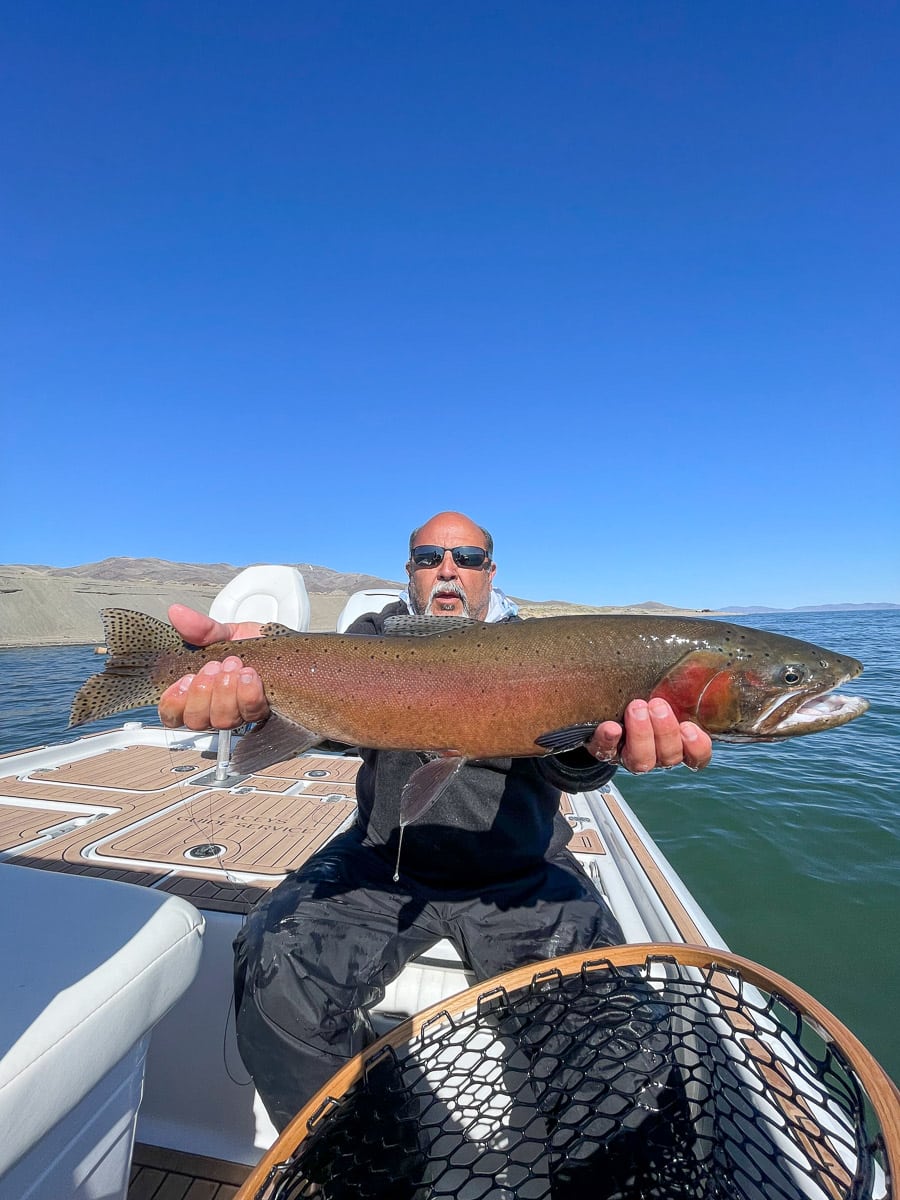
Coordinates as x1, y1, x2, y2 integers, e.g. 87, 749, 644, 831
347, 603, 617, 887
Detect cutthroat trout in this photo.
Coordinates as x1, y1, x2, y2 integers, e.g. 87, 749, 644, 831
70, 608, 868, 824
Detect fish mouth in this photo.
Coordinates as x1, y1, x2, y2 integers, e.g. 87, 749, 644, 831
752, 675, 870, 740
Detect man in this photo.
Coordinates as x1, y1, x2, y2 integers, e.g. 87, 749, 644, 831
159, 512, 711, 1132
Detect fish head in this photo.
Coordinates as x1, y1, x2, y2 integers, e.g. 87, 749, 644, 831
651, 631, 869, 742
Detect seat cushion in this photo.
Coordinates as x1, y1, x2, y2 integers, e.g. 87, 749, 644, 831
0, 865, 204, 1175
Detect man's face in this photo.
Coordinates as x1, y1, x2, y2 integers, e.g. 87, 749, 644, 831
407, 515, 496, 621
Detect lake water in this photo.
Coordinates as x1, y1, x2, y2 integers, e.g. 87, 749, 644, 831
0, 609, 897, 1081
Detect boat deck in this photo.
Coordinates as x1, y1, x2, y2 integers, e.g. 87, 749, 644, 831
14, 728, 875, 1200
0, 724, 726, 1195
129, 1143, 249, 1199
0, 731, 614, 919
0, 737, 363, 912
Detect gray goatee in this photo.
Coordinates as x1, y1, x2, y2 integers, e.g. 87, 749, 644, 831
414, 578, 471, 617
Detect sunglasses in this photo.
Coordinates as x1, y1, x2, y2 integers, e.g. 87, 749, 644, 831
410, 545, 491, 569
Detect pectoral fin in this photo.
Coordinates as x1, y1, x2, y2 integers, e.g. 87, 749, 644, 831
233, 712, 322, 773
534, 723, 600, 753
399, 756, 467, 826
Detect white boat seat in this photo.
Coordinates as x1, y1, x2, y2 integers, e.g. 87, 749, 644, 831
209, 565, 310, 631
336, 588, 404, 632
0, 865, 204, 1194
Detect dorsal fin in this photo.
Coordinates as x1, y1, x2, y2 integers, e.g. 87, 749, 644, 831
260, 621, 297, 637
383, 615, 477, 636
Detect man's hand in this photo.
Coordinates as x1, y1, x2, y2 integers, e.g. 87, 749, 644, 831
157, 603, 270, 731
166, 602, 265, 647
587, 699, 712, 774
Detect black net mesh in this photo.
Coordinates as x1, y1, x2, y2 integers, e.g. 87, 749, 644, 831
247, 953, 893, 1200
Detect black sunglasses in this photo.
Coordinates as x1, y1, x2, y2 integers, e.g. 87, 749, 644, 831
410, 545, 491, 569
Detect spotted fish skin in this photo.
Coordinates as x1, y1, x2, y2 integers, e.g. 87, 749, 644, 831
70, 608, 868, 762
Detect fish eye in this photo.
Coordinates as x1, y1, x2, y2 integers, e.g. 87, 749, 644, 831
782, 666, 804, 685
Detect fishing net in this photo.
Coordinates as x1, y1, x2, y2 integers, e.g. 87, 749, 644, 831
237, 944, 898, 1200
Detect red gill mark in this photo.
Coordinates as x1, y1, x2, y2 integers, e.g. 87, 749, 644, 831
696, 668, 743, 731
650, 651, 730, 725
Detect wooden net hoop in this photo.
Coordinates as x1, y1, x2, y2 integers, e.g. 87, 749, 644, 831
237, 942, 900, 1199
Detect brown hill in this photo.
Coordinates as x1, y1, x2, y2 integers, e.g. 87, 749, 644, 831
7, 557, 403, 594
0, 558, 407, 647
0, 559, 714, 648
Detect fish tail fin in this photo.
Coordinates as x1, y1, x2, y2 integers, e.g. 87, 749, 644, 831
69, 609, 185, 727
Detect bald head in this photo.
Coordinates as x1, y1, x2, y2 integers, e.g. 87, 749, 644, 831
408, 511, 493, 559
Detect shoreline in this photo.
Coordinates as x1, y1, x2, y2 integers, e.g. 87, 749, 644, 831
0, 565, 751, 650
1, 604, 731, 650
4, 563, 888, 649
0, 576, 352, 648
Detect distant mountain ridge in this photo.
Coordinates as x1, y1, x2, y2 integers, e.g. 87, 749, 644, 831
6, 557, 405, 595
720, 602, 900, 614
4, 559, 896, 614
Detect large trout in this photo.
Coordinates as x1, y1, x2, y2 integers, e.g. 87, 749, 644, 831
71, 609, 868, 824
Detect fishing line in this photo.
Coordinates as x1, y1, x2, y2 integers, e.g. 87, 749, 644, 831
392, 825, 406, 882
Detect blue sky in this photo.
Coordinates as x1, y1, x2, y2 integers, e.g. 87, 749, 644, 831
2, 2, 898, 609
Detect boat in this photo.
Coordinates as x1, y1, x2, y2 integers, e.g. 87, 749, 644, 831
0, 569, 896, 1199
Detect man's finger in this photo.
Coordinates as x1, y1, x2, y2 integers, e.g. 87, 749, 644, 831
168, 603, 232, 647
619, 700, 657, 773
587, 721, 623, 761
680, 722, 713, 770
208, 663, 267, 726
209, 667, 244, 729
158, 675, 195, 728
646, 698, 685, 768
236, 668, 270, 723
181, 662, 222, 730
